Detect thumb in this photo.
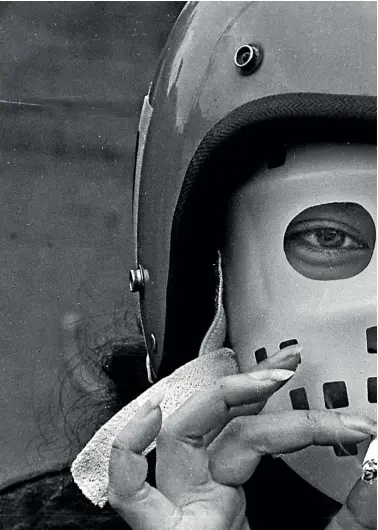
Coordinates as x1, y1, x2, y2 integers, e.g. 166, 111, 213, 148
108, 393, 177, 530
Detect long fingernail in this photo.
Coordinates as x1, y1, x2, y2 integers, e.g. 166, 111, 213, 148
148, 387, 166, 408
248, 369, 295, 382
141, 388, 166, 412
269, 344, 302, 362
341, 415, 377, 436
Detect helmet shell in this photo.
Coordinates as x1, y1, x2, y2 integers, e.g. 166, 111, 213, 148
132, 2, 377, 377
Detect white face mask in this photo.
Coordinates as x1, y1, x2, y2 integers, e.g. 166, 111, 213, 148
222, 143, 377, 503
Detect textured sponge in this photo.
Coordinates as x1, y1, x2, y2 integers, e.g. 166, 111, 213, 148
71, 347, 238, 508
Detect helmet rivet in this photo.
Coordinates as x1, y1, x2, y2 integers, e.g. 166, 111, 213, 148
234, 44, 263, 75
129, 265, 150, 293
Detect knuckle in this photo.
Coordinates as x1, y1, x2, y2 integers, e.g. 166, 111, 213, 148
216, 379, 226, 391
224, 416, 245, 440
157, 418, 172, 438
108, 456, 149, 508
305, 410, 318, 432
215, 379, 228, 396
108, 488, 123, 511
212, 382, 231, 411
111, 433, 128, 453
253, 432, 272, 454
156, 422, 173, 448
108, 485, 137, 512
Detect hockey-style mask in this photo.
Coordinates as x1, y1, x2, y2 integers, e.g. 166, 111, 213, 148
129, 1, 377, 504
222, 142, 376, 502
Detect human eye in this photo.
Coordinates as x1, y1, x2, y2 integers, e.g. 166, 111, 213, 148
283, 203, 375, 281
285, 220, 369, 255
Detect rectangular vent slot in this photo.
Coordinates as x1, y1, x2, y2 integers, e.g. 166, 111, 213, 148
280, 339, 298, 349
334, 444, 358, 457
323, 381, 349, 409
366, 327, 377, 353
368, 377, 377, 403
289, 387, 309, 410
255, 348, 267, 364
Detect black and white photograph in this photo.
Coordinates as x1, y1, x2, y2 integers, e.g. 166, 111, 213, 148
0, 2, 376, 529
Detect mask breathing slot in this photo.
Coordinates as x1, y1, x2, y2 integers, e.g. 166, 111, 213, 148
366, 326, 377, 353
289, 387, 310, 410
334, 444, 358, 457
255, 347, 267, 363
323, 381, 349, 409
324, 382, 358, 456
280, 339, 298, 349
368, 377, 377, 403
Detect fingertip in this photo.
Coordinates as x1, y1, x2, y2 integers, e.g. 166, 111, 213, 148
130, 406, 162, 453
114, 404, 162, 455
256, 344, 302, 371
148, 387, 166, 409
247, 368, 295, 382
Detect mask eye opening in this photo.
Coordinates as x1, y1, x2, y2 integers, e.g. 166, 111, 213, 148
284, 202, 376, 281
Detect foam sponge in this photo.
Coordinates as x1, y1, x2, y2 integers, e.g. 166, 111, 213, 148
71, 347, 238, 507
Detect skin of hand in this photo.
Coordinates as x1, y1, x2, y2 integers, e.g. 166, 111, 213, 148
108, 345, 376, 530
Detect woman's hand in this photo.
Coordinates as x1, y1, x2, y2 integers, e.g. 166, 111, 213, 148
324, 476, 376, 530
108, 346, 376, 530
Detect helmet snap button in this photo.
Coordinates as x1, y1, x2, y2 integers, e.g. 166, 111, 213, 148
234, 44, 263, 75
129, 265, 150, 292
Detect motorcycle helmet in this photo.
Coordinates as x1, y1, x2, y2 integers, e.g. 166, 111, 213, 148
129, 1, 376, 503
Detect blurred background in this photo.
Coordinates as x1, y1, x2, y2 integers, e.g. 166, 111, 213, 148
0, 1, 184, 491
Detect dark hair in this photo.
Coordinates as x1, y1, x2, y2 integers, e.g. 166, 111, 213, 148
0, 470, 131, 529
51, 305, 151, 452
0, 310, 151, 529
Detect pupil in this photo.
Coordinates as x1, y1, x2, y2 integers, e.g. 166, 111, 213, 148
316, 228, 345, 246
322, 229, 338, 242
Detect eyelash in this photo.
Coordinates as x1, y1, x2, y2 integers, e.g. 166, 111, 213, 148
285, 221, 369, 252
294, 229, 368, 251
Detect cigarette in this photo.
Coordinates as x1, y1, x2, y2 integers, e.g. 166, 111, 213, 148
362, 437, 377, 484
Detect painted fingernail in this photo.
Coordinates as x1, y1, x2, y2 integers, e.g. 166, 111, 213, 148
147, 387, 166, 409
139, 388, 165, 415
342, 415, 377, 436
248, 368, 295, 382
269, 344, 302, 362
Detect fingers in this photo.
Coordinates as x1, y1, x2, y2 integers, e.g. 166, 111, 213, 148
249, 411, 376, 453
208, 411, 376, 486
252, 343, 301, 372
108, 395, 178, 530
162, 369, 295, 440
203, 344, 302, 446
156, 368, 295, 502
